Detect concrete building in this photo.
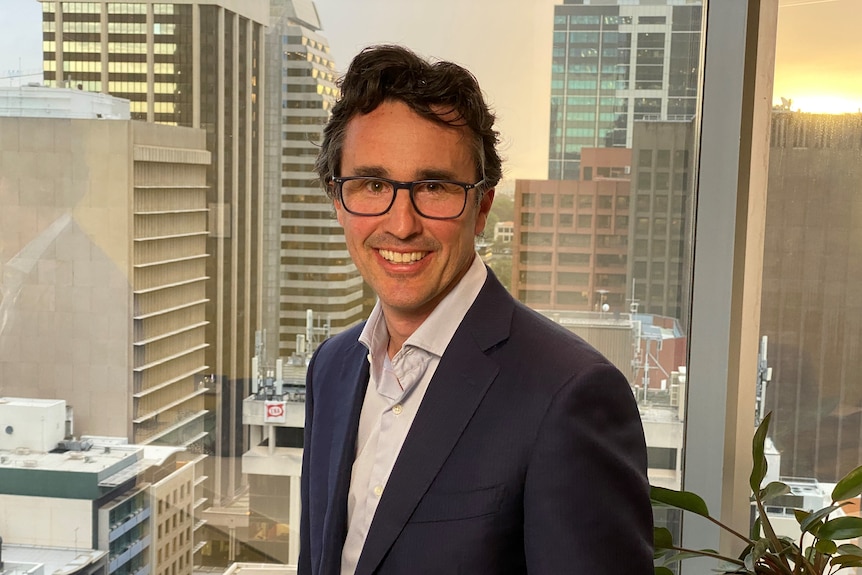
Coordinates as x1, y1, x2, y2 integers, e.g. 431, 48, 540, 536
240, 382, 304, 566
762, 111, 862, 483
548, 0, 702, 179
628, 120, 695, 326
37, 0, 269, 503
512, 175, 629, 312
195, 363, 304, 566
0, 90, 211, 448
263, 0, 364, 360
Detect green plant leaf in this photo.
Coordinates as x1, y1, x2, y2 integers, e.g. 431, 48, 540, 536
752, 539, 770, 564
832, 463, 862, 502
815, 539, 838, 555
715, 561, 752, 574
830, 555, 862, 568
793, 508, 811, 525
654, 567, 674, 575
743, 549, 755, 572
837, 543, 862, 556
818, 517, 862, 541
651, 485, 710, 517
760, 481, 791, 502
654, 526, 674, 550
750, 412, 772, 492
750, 516, 762, 540
799, 504, 844, 533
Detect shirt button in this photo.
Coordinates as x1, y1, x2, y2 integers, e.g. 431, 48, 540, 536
392, 404, 403, 415
373, 485, 383, 497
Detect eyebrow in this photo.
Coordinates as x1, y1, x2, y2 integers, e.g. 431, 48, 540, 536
415, 168, 460, 181
345, 165, 465, 181
346, 166, 462, 180
349, 166, 389, 178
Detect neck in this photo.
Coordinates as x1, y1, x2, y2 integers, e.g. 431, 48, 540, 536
383, 314, 424, 359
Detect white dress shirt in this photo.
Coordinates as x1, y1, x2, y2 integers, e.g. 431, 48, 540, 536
339, 255, 487, 575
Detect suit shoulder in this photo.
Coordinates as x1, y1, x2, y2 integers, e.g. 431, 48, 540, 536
313, 321, 365, 358
506, 301, 620, 374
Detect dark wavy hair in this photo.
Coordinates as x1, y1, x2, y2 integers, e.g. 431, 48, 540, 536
315, 45, 503, 200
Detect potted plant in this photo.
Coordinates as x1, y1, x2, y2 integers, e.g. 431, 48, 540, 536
652, 412, 862, 574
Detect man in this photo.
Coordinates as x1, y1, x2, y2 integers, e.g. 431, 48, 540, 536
299, 45, 653, 575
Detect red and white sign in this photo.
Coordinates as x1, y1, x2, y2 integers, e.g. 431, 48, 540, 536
264, 401, 287, 424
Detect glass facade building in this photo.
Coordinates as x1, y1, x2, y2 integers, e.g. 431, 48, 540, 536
548, 0, 702, 180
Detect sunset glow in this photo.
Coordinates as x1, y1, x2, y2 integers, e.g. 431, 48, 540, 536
772, 94, 862, 114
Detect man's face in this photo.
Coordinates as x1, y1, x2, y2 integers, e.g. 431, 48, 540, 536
335, 100, 494, 329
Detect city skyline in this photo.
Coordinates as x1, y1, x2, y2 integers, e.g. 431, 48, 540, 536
2, 0, 862, 180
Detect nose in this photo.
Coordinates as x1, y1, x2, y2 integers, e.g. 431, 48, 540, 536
383, 185, 423, 239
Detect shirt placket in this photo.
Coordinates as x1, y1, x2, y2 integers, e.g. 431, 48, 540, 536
363, 351, 424, 519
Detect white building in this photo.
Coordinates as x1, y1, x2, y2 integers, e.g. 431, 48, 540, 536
0, 397, 207, 575
493, 221, 514, 243
0, 85, 130, 119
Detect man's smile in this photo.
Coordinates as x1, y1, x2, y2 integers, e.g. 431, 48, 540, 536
377, 249, 429, 264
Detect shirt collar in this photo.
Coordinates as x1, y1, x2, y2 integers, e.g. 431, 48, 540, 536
359, 254, 487, 360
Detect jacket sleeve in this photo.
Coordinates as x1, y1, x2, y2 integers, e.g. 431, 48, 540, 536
523, 361, 654, 574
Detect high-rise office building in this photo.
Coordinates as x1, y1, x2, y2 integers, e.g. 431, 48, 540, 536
39, 0, 269, 503
548, 0, 702, 179
628, 120, 694, 325
264, 0, 364, 360
762, 111, 862, 483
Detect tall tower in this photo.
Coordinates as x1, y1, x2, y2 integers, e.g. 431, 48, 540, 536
263, 0, 364, 361
763, 111, 862, 482
627, 120, 695, 325
548, 0, 702, 179
39, 0, 268, 503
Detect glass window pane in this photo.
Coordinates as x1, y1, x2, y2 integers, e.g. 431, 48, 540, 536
0, 0, 711, 569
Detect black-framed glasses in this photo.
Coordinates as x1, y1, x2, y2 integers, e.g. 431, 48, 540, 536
331, 176, 485, 220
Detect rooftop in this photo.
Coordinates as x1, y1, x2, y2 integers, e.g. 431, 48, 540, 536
0, 444, 141, 474
0, 397, 64, 408
2, 545, 107, 575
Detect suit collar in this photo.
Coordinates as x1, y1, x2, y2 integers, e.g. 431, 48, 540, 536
354, 270, 514, 575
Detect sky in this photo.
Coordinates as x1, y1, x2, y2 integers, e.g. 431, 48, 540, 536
1, 0, 861, 179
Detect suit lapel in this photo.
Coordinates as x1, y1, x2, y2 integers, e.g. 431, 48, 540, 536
320, 338, 370, 575
354, 271, 514, 575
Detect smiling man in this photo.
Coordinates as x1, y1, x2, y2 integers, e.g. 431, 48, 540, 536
299, 45, 653, 575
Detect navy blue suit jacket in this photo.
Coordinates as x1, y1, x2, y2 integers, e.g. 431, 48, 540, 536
299, 270, 653, 575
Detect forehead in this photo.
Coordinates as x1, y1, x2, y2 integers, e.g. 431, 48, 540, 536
340, 100, 475, 177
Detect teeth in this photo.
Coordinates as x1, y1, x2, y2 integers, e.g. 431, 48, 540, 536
379, 249, 427, 264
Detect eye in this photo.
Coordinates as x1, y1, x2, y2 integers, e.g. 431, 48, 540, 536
365, 179, 388, 193
416, 181, 450, 194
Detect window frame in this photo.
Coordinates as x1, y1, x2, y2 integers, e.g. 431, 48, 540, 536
682, 0, 777, 560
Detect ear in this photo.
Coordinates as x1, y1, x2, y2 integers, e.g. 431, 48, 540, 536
474, 188, 495, 236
